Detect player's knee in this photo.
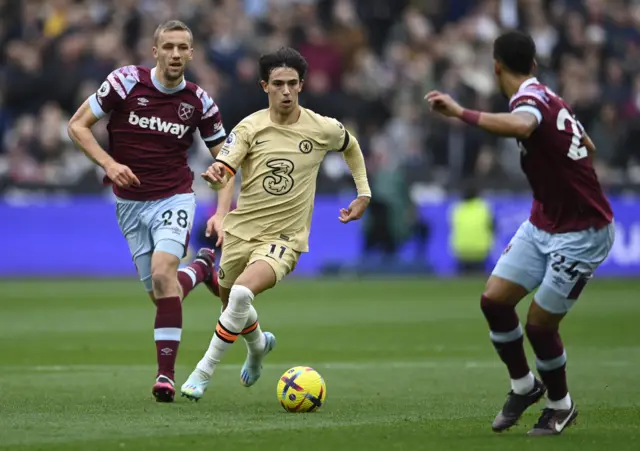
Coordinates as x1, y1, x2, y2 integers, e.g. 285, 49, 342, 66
235, 260, 277, 295
226, 285, 254, 320
229, 285, 254, 307
524, 321, 554, 338
150, 248, 180, 297
526, 299, 564, 329
151, 266, 176, 296
482, 276, 528, 305
480, 294, 498, 313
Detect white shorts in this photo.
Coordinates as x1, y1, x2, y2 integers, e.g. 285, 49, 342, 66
492, 220, 615, 313
116, 193, 196, 291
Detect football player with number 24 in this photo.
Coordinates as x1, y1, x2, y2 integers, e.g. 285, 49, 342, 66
426, 30, 614, 436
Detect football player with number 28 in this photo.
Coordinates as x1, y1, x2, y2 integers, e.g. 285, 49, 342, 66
68, 20, 227, 403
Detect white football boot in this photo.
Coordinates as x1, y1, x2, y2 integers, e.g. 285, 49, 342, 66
240, 332, 277, 387
180, 369, 210, 402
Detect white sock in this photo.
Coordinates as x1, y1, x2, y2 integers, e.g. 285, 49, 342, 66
546, 393, 572, 410
221, 304, 266, 354
511, 372, 535, 395
196, 285, 254, 376
241, 305, 266, 358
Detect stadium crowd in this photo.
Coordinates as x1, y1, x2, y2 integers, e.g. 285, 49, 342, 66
0, 0, 639, 199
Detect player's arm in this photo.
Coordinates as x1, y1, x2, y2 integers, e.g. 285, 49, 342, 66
67, 99, 140, 188
342, 135, 372, 199
208, 142, 224, 158
583, 134, 595, 154
204, 142, 236, 246
575, 119, 596, 161
584, 134, 596, 162
202, 140, 236, 246
202, 125, 250, 189
425, 91, 540, 140
198, 89, 227, 160
67, 99, 112, 167
335, 129, 372, 223
207, 142, 236, 216
327, 118, 371, 199
467, 111, 539, 139
198, 90, 239, 189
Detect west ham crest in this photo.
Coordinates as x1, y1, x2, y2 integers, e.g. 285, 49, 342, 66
178, 102, 195, 121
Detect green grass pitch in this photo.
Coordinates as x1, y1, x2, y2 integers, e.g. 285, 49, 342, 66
0, 278, 639, 450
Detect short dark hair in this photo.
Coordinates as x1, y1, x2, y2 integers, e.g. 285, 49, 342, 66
493, 31, 536, 76
154, 20, 193, 46
258, 47, 308, 82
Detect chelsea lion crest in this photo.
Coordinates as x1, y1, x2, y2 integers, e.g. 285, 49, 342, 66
298, 139, 313, 154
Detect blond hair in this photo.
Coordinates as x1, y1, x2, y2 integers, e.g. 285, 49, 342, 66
153, 20, 193, 46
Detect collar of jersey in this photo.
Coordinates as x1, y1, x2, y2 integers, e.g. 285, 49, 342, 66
518, 77, 538, 92
151, 67, 186, 94
268, 106, 304, 126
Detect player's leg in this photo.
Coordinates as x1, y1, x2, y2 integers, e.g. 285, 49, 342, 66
182, 260, 276, 401
177, 248, 219, 300
149, 248, 182, 402
202, 260, 276, 370
134, 253, 156, 303
119, 215, 178, 399
182, 240, 297, 400
524, 301, 575, 436
181, 234, 252, 400
213, 281, 271, 385
235, 244, 298, 386
154, 194, 218, 301
526, 224, 614, 436
484, 221, 548, 432
147, 193, 199, 402
214, 235, 277, 357
148, 246, 218, 401
115, 197, 156, 298
238, 297, 273, 387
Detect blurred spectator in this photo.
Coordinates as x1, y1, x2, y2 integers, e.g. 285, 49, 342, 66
450, 183, 495, 275
590, 102, 626, 183
0, 0, 639, 198
361, 149, 429, 263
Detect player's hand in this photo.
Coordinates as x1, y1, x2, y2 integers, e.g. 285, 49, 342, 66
104, 161, 140, 188
205, 213, 225, 247
339, 196, 370, 224
201, 162, 228, 189
424, 91, 464, 118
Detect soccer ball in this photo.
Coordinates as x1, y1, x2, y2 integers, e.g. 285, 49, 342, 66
276, 366, 326, 412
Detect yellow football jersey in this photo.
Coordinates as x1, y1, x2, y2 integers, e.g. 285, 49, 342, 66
216, 107, 350, 252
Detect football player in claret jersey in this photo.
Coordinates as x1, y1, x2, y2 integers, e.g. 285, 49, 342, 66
67, 20, 228, 402
180, 47, 372, 401
426, 31, 614, 436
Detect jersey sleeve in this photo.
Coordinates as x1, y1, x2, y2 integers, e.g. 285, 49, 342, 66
509, 89, 549, 125
325, 117, 351, 152
197, 88, 226, 147
88, 65, 139, 119
215, 122, 251, 174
